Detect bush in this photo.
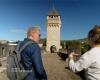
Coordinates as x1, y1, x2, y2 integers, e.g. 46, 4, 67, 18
81, 42, 91, 54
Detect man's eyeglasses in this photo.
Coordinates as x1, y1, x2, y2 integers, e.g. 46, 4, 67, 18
39, 34, 41, 37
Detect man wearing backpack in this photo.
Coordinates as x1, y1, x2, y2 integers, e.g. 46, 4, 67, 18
19, 27, 47, 80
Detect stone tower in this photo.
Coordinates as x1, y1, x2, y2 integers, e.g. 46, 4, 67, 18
46, 8, 61, 52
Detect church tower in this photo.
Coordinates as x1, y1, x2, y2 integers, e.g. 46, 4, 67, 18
46, 7, 61, 52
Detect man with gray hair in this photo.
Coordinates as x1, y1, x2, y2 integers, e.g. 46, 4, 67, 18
19, 27, 47, 80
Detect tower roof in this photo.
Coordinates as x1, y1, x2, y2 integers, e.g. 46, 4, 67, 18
48, 8, 59, 16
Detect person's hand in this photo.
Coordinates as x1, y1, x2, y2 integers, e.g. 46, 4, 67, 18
69, 52, 79, 60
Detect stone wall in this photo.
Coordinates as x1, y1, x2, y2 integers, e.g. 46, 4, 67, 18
0, 43, 17, 58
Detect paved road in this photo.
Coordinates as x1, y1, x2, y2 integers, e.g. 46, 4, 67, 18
0, 52, 80, 80
42, 52, 80, 80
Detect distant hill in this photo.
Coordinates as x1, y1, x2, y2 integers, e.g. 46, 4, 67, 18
61, 38, 87, 42
77, 38, 87, 42
40, 38, 46, 43
40, 38, 87, 44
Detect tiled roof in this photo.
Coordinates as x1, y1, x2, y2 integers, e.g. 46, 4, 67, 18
48, 8, 59, 16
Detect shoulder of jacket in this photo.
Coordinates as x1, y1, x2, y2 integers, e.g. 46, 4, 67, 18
29, 42, 39, 48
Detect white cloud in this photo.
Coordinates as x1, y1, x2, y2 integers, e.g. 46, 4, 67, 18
10, 29, 26, 33
10, 29, 46, 35
41, 32, 46, 34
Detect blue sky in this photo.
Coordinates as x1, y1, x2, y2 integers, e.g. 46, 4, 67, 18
0, 0, 100, 41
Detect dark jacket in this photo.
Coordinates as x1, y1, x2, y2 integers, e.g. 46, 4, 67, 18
20, 38, 47, 80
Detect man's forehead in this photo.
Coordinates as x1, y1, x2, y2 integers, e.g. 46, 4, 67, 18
35, 30, 40, 33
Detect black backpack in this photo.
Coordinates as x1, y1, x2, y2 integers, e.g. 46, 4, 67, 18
6, 41, 34, 80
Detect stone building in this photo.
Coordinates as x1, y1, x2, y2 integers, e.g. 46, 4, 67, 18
46, 8, 61, 52
0, 41, 9, 57
0, 40, 17, 58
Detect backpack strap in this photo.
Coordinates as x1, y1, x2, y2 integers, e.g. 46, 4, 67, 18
15, 41, 34, 62
16, 41, 22, 51
19, 41, 34, 53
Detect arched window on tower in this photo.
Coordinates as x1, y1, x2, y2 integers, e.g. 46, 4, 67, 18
51, 16, 53, 18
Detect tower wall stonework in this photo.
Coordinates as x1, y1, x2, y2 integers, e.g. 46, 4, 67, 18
46, 12, 61, 52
